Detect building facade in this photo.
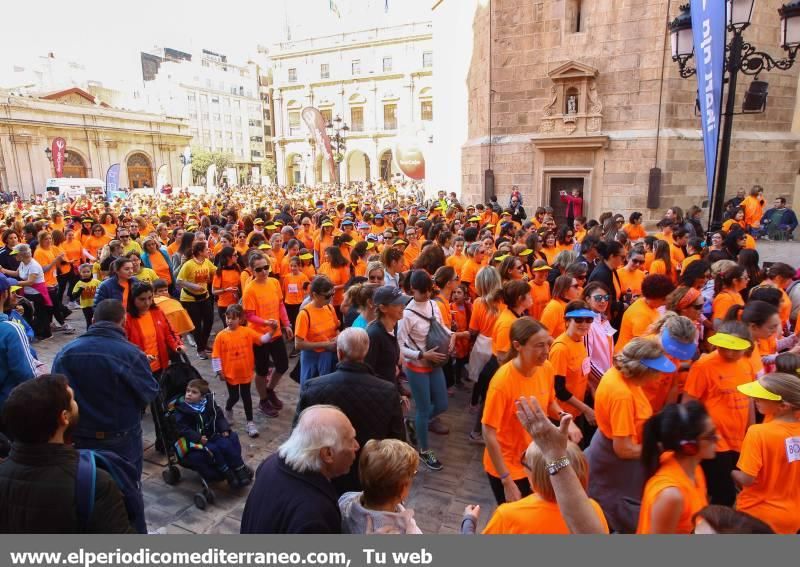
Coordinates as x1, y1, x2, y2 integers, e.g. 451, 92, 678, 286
0, 87, 191, 197
270, 22, 434, 186
432, 0, 800, 222
141, 48, 273, 184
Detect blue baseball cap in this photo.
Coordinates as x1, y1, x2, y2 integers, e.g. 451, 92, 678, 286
639, 354, 677, 373
565, 309, 595, 319
661, 327, 697, 361
0, 274, 19, 293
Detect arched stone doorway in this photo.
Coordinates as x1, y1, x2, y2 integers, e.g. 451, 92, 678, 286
346, 150, 370, 182
127, 152, 153, 188
285, 153, 303, 185
62, 152, 88, 178
315, 154, 332, 184
379, 149, 396, 181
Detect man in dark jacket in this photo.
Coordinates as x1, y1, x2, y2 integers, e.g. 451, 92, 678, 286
240, 405, 359, 533
0, 374, 135, 533
761, 197, 799, 240
588, 241, 626, 330
51, 299, 158, 479
296, 327, 405, 494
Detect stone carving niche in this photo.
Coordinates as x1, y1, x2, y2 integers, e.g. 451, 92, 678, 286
540, 61, 603, 136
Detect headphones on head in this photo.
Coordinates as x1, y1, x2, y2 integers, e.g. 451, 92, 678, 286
676, 404, 699, 456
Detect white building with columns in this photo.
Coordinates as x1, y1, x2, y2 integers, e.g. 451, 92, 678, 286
271, 22, 433, 186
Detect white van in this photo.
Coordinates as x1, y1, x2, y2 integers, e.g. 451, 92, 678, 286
45, 178, 106, 201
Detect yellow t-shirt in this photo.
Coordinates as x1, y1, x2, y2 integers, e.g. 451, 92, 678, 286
176, 258, 217, 302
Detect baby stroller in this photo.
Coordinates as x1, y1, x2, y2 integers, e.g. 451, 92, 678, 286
153, 352, 217, 510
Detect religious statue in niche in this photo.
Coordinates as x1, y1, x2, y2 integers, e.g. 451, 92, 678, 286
567, 94, 578, 115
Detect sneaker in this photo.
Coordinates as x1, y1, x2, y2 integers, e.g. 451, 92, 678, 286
428, 417, 450, 435
225, 409, 235, 424
419, 450, 443, 471
246, 421, 259, 438
197, 351, 208, 360
224, 468, 241, 489
404, 417, 418, 448
259, 399, 279, 418
68, 301, 80, 310
185, 334, 197, 348
468, 431, 485, 444
235, 465, 253, 486
61, 323, 76, 335
267, 389, 284, 410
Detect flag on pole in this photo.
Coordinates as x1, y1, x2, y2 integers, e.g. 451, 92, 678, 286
329, 0, 341, 18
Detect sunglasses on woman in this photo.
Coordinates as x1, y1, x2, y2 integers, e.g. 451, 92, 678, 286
568, 317, 594, 324
591, 294, 610, 302
253, 266, 269, 273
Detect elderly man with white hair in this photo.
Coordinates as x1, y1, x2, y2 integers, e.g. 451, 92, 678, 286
240, 405, 359, 533
294, 327, 406, 495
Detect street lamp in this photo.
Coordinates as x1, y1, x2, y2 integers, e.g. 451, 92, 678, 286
669, 1, 800, 230
326, 114, 349, 189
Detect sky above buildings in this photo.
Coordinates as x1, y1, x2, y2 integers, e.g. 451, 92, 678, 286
1, 0, 432, 90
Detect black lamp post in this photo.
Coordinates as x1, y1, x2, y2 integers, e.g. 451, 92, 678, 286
326, 115, 349, 190
669, 0, 800, 231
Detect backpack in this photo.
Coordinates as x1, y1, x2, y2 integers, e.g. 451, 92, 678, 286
405, 301, 451, 368
75, 449, 145, 533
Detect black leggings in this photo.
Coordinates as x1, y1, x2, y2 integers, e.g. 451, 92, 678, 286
82, 307, 94, 329
487, 473, 533, 505
286, 304, 301, 330
28, 293, 52, 339
472, 356, 500, 433
225, 382, 253, 421
182, 298, 214, 352
701, 450, 740, 506
47, 286, 67, 325
57, 271, 77, 307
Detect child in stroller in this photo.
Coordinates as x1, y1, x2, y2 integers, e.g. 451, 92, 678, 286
172, 378, 253, 488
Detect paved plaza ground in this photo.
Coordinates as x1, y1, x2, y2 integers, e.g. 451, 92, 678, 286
32, 240, 800, 534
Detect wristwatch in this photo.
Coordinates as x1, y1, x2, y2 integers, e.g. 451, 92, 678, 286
545, 457, 570, 476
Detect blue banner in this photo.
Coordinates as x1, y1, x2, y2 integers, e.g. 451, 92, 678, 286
105, 163, 120, 197
690, 0, 726, 202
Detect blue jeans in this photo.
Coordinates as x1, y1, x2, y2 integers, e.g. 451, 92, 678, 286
300, 350, 338, 389
183, 432, 244, 480
405, 366, 448, 451
74, 424, 144, 480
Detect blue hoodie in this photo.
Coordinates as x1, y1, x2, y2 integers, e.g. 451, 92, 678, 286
0, 313, 37, 408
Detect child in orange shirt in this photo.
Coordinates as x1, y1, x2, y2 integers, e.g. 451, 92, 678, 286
212, 304, 277, 439
450, 285, 472, 388
282, 257, 310, 330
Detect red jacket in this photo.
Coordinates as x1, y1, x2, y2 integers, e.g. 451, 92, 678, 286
125, 308, 182, 371
560, 193, 583, 218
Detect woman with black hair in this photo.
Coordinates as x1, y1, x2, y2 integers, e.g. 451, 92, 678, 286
726, 300, 781, 375
637, 402, 716, 533
171, 231, 196, 272
212, 246, 241, 324
125, 281, 183, 377
587, 240, 626, 328
319, 245, 351, 318
737, 248, 763, 298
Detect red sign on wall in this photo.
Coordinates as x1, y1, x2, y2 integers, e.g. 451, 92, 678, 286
51, 137, 66, 177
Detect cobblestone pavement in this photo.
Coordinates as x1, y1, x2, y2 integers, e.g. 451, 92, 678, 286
32, 241, 800, 534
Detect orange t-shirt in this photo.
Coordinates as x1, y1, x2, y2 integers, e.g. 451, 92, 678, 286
736, 420, 800, 534
682, 254, 701, 273
541, 246, 559, 266
120, 279, 130, 309
460, 259, 482, 298
353, 258, 367, 278
301, 263, 317, 281
294, 303, 339, 352
491, 307, 520, 357
594, 367, 653, 444
469, 298, 501, 338
637, 453, 708, 534
483, 493, 609, 534
451, 302, 470, 359
644, 251, 654, 272
712, 290, 745, 322
61, 239, 84, 269
34, 246, 58, 287
684, 350, 753, 452
540, 298, 567, 339
242, 277, 283, 336
318, 263, 350, 307
482, 360, 556, 480
446, 253, 467, 275
148, 251, 172, 284
138, 311, 161, 372
549, 332, 589, 417
282, 272, 310, 305
648, 259, 676, 284
622, 223, 647, 241
741, 195, 764, 228
213, 268, 241, 308
614, 267, 645, 299
529, 281, 551, 320
212, 325, 264, 384
615, 297, 661, 353
83, 235, 110, 259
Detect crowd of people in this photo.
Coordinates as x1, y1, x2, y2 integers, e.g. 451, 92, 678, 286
0, 181, 799, 535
